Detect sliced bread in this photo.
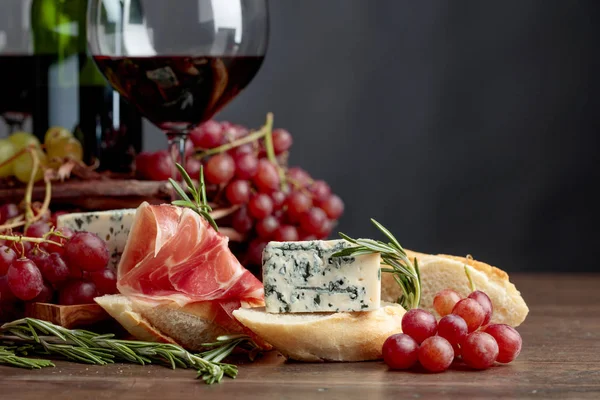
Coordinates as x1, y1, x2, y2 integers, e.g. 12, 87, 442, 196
232, 303, 406, 362
381, 250, 529, 326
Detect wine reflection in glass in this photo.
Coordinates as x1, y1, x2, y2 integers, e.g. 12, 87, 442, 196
86, 0, 269, 174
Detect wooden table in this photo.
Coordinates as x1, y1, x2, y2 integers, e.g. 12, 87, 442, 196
2, 274, 599, 399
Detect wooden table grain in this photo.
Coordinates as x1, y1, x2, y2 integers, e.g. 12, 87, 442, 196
1, 274, 599, 399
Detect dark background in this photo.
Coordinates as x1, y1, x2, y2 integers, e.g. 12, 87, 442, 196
2, 0, 598, 273
150, 0, 600, 273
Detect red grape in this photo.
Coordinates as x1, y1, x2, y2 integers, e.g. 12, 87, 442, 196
205, 153, 235, 184
231, 207, 254, 234
382, 333, 419, 369
255, 216, 280, 239
319, 194, 344, 219
433, 289, 462, 317
401, 309, 438, 344
309, 180, 331, 202
229, 143, 254, 159
150, 151, 174, 181
274, 225, 299, 242
272, 129, 293, 154
246, 238, 268, 266
468, 290, 494, 326
225, 180, 251, 205
0, 275, 17, 303
287, 167, 312, 188
64, 232, 110, 272
185, 157, 201, 180
270, 191, 286, 209
314, 219, 333, 239
437, 314, 468, 346
461, 331, 499, 369
418, 336, 454, 373
24, 221, 51, 238
39, 253, 70, 285
134, 151, 153, 178
91, 268, 118, 295
0, 203, 19, 224
299, 208, 328, 235
223, 124, 248, 141
452, 298, 485, 332
190, 120, 223, 149
42, 227, 74, 255
7, 258, 44, 300
253, 159, 280, 192
248, 194, 274, 219
59, 280, 98, 305
484, 324, 522, 363
285, 191, 312, 221
31, 281, 54, 303
235, 154, 259, 179
298, 231, 317, 241
0, 245, 16, 276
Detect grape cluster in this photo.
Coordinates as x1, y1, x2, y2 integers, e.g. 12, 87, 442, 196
0, 207, 116, 322
382, 288, 523, 373
0, 128, 83, 184
134, 120, 345, 268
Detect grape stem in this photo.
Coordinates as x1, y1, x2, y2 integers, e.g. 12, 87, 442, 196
463, 255, 476, 292
194, 129, 266, 159
0, 233, 62, 247
193, 113, 288, 192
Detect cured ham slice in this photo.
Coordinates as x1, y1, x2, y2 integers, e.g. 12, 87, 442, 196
118, 202, 264, 309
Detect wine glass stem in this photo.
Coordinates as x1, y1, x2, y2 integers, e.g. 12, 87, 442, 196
167, 132, 187, 179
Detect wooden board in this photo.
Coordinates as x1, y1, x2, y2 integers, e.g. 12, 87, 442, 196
24, 302, 111, 329
2, 274, 600, 399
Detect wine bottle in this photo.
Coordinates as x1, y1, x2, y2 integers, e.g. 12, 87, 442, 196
30, 0, 143, 172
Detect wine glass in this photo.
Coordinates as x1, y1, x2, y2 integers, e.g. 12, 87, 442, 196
86, 0, 269, 172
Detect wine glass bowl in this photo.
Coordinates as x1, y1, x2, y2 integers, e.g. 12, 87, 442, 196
86, 0, 269, 169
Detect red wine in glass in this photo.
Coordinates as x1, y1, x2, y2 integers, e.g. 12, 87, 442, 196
93, 55, 264, 134
87, 0, 269, 176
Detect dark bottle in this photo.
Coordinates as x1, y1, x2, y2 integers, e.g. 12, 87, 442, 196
30, 0, 143, 172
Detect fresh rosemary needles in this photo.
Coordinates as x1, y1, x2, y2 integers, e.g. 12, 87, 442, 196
169, 162, 219, 232
0, 318, 259, 384
333, 218, 422, 310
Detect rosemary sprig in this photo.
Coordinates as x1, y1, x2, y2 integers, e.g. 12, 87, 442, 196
200, 334, 262, 363
0, 346, 55, 369
168, 163, 219, 232
332, 218, 422, 310
0, 318, 248, 384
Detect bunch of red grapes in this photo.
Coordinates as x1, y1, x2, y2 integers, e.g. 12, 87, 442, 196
0, 204, 117, 322
382, 288, 523, 373
134, 120, 345, 268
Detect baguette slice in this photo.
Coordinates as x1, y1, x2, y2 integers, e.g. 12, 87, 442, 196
96, 295, 272, 351
94, 295, 177, 344
381, 250, 529, 326
232, 303, 405, 362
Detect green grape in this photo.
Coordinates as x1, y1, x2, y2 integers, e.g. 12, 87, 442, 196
8, 131, 41, 151
44, 126, 72, 148
13, 149, 47, 183
47, 137, 83, 162
0, 139, 17, 178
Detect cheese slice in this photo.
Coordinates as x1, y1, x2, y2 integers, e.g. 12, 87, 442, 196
57, 209, 136, 270
262, 239, 381, 314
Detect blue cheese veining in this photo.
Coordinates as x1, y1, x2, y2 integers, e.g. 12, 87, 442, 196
57, 209, 136, 270
262, 240, 381, 313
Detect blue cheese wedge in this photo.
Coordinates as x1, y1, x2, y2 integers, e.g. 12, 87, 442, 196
262, 239, 381, 313
57, 209, 136, 270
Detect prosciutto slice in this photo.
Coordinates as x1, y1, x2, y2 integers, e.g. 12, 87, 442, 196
117, 202, 264, 309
